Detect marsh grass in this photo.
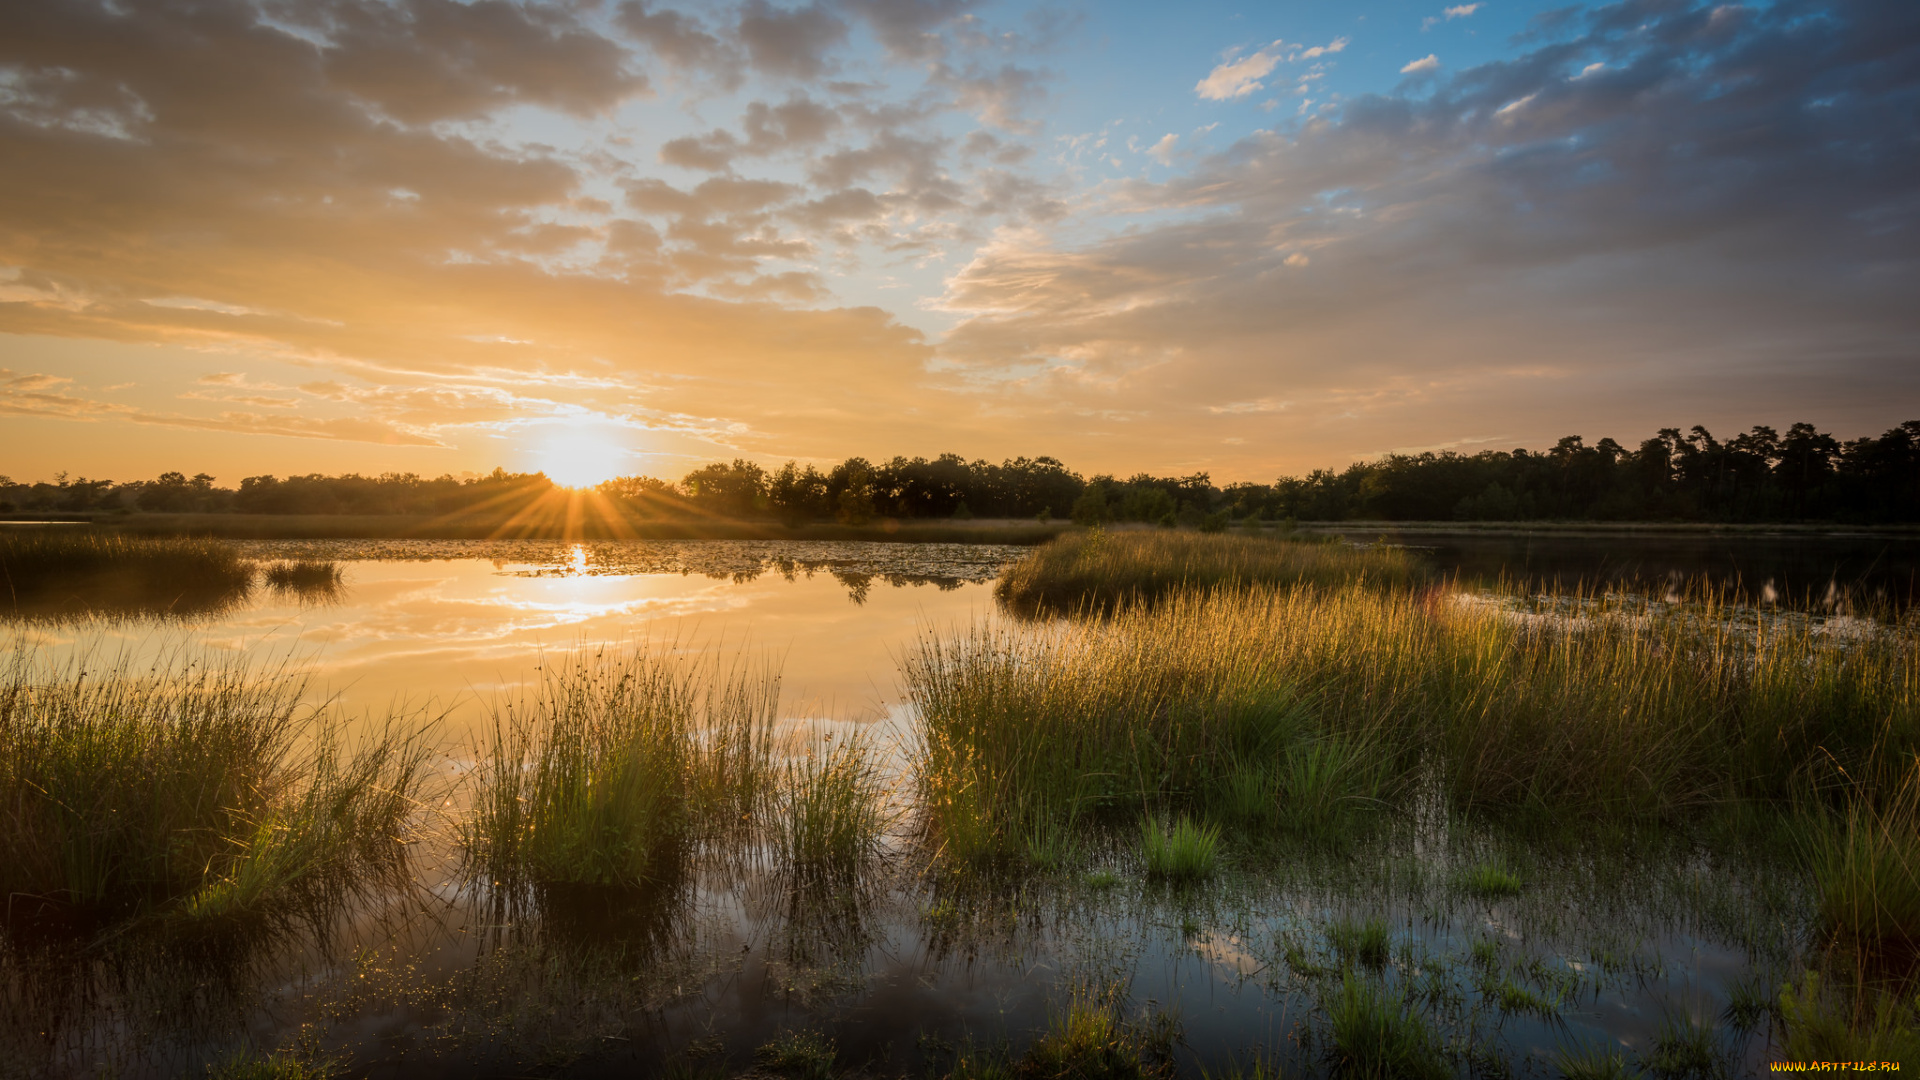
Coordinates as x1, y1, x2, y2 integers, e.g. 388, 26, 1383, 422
1778, 970, 1920, 1062
776, 726, 890, 883
1327, 916, 1391, 970
910, 579, 1919, 866
0, 532, 256, 616
1458, 859, 1523, 899
1323, 975, 1448, 1080
461, 644, 778, 894
1805, 760, 1920, 971
261, 559, 344, 596
0, 646, 430, 934
1137, 815, 1219, 880
1020, 992, 1176, 1080
994, 529, 1425, 615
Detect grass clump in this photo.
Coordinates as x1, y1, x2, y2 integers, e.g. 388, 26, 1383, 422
1327, 915, 1392, 970
206, 1049, 335, 1079
775, 726, 888, 883
914, 576, 1919, 860
1458, 859, 1522, 898
1323, 975, 1448, 1080
1553, 1043, 1639, 1080
1138, 815, 1220, 881
1020, 995, 1175, 1080
1777, 970, 1920, 1063
0, 531, 255, 616
1805, 762, 1920, 970
461, 644, 777, 893
0, 646, 429, 932
261, 559, 344, 595
754, 1029, 836, 1080
994, 529, 1424, 614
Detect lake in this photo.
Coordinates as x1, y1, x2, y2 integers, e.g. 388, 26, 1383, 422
0, 534, 1882, 1077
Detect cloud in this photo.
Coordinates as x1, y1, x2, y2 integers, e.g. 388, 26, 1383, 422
1400, 54, 1441, 74
313, 0, 651, 122
1147, 133, 1178, 165
933, 0, 1920, 472
1445, 4, 1482, 19
1196, 45, 1284, 101
736, 1, 849, 80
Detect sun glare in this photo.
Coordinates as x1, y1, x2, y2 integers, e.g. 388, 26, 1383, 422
532, 426, 626, 489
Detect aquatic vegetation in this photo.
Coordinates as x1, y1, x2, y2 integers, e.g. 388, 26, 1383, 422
260, 558, 343, 594
461, 645, 778, 892
1020, 995, 1176, 1080
1642, 1012, 1724, 1079
207, 1049, 336, 1079
1804, 761, 1920, 968
1322, 975, 1448, 1080
754, 1029, 837, 1080
776, 726, 889, 882
1137, 815, 1220, 881
994, 529, 1425, 614
1458, 859, 1523, 898
1778, 970, 1920, 1063
911, 579, 1920, 862
1327, 916, 1392, 970
1553, 1043, 1640, 1080
0, 531, 255, 616
0, 646, 429, 931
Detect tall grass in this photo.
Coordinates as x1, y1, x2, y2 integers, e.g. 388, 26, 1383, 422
909, 581, 1918, 862
261, 559, 344, 596
0, 646, 429, 931
774, 726, 890, 883
1805, 758, 1920, 970
0, 532, 255, 615
461, 645, 779, 893
994, 529, 1425, 614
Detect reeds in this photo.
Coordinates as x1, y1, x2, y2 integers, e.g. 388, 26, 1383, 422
460, 645, 779, 893
993, 529, 1426, 614
0, 646, 429, 931
0, 532, 256, 616
261, 559, 344, 595
909, 581, 1919, 862
774, 727, 890, 883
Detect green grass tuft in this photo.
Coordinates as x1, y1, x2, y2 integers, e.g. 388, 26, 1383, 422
1458, 859, 1523, 898
461, 644, 777, 892
0, 646, 429, 930
1323, 975, 1449, 1080
1327, 915, 1392, 970
1553, 1043, 1640, 1080
776, 726, 889, 882
1138, 815, 1220, 881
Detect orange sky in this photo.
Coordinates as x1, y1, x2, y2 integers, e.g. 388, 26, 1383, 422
2, 0, 1915, 487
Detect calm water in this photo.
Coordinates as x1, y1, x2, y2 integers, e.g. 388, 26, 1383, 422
1, 538, 1836, 1077
1314, 526, 1920, 611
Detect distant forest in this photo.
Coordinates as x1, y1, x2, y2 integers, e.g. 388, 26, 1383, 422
4, 420, 1917, 525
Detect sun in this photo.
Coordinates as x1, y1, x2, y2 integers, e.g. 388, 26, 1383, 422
530, 424, 628, 489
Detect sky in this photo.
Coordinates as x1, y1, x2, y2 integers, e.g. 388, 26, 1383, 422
0, 0, 1915, 487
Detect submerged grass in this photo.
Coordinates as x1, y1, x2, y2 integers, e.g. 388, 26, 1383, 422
0, 645, 430, 933
461, 644, 778, 893
994, 529, 1426, 615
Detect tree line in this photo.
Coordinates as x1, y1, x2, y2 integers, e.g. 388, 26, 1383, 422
3, 420, 1915, 524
